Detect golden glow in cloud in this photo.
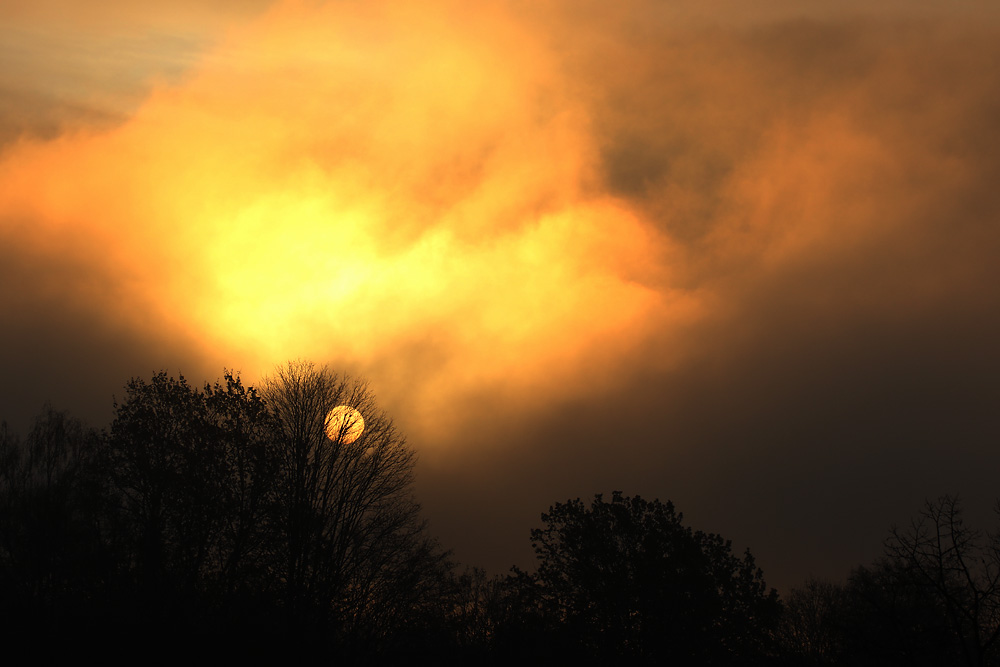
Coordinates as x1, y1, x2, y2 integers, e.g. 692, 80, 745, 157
0, 0, 689, 438
6, 0, 997, 454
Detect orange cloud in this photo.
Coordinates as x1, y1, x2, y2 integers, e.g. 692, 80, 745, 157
0, 0, 696, 444
4, 0, 1000, 458
6, 0, 1000, 589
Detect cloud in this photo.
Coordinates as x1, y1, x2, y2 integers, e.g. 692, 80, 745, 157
412, 7, 1000, 587
0, 0, 692, 431
2, 0, 1000, 590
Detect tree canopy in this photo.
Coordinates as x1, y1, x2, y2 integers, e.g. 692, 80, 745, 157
1, 364, 453, 658
522, 491, 781, 663
261, 361, 449, 644
28, 363, 1000, 664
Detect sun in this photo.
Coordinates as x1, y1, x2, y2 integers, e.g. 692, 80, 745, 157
325, 405, 365, 444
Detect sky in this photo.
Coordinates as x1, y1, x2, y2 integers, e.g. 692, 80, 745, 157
3, 0, 1000, 593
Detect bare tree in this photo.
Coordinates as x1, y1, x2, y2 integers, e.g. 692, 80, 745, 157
262, 361, 446, 640
885, 495, 1000, 667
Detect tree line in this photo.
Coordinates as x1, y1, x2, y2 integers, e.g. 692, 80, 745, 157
1, 362, 998, 664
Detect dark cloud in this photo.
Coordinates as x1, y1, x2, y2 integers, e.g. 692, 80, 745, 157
0, 221, 218, 435
415, 12, 1000, 592
420, 273, 1000, 590
4, 2, 1000, 597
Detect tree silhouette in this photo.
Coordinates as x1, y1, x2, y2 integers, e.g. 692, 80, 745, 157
95, 363, 453, 652
261, 361, 448, 647
0, 366, 468, 657
0, 407, 108, 633
782, 565, 961, 666
105, 371, 279, 625
781, 497, 1000, 667
523, 491, 780, 663
884, 495, 1000, 667
200, 372, 283, 618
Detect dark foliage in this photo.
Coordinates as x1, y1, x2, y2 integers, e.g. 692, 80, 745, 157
104, 371, 283, 625
782, 564, 961, 666
512, 491, 782, 664
30, 368, 1000, 665
0, 407, 108, 631
0, 365, 455, 660
782, 496, 1000, 667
